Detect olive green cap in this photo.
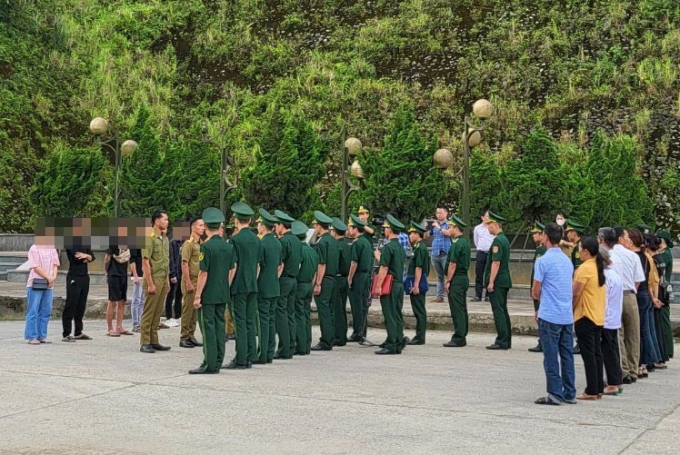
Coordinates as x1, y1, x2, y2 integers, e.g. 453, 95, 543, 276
565, 219, 586, 233
331, 217, 348, 234
231, 202, 254, 221
358, 205, 370, 215
348, 214, 367, 230
637, 224, 653, 235
202, 207, 225, 229
274, 209, 296, 227
449, 213, 467, 228
656, 229, 674, 248
292, 221, 309, 239
313, 210, 333, 226
531, 221, 545, 233
408, 221, 426, 236
383, 214, 405, 233
487, 211, 506, 223
257, 208, 277, 227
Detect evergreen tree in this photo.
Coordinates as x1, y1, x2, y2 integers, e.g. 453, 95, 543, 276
359, 105, 445, 221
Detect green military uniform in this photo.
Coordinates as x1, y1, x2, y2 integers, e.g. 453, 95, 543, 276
256, 209, 282, 364
565, 220, 585, 269
657, 230, 675, 358
140, 227, 170, 347
274, 210, 302, 358
293, 221, 318, 354
190, 207, 235, 374
312, 211, 339, 350
377, 214, 407, 354
528, 221, 546, 353
227, 202, 263, 369
407, 221, 430, 344
180, 235, 202, 342
331, 218, 351, 346
444, 214, 470, 346
347, 215, 373, 340
483, 211, 513, 349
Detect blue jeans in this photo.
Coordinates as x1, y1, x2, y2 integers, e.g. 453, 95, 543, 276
131, 282, 145, 329
637, 290, 660, 365
25, 287, 54, 340
430, 254, 448, 299
539, 319, 576, 402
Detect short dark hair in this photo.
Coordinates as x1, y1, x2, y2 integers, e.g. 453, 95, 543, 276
613, 226, 625, 242
544, 222, 562, 245
597, 227, 617, 248
151, 210, 167, 226
555, 211, 567, 218
478, 207, 489, 218
436, 205, 449, 212
189, 217, 202, 229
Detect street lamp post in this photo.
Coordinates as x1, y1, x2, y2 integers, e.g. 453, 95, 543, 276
90, 117, 138, 217
202, 124, 237, 217
434, 99, 494, 237
341, 137, 364, 223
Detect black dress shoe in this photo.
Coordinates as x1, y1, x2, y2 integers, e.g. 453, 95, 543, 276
443, 340, 466, 347
407, 338, 425, 345
140, 344, 156, 353
179, 339, 195, 348
528, 344, 543, 353
379, 341, 387, 348
311, 343, 332, 351
222, 361, 248, 370
274, 352, 292, 360
189, 337, 203, 347
189, 366, 218, 374
472, 296, 482, 302
486, 344, 509, 350
573, 344, 581, 355
401, 337, 410, 349
252, 360, 267, 365
246, 361, 253, 369
267, 358, 273, 363
151, 344, 171, 351
333, 341, 347, 347
347, 334, 362, 343
375, 348, 397, 355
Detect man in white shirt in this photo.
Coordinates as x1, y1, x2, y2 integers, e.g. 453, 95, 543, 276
609, 226, 645, 383
473, 209, 494, 301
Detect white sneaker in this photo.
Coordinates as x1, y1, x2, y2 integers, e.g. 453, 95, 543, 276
167, 318, 179, 327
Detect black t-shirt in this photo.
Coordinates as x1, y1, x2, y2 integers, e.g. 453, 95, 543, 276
66, 248, 94, 276
106, 247, 129, 277
129, 249, 144, 278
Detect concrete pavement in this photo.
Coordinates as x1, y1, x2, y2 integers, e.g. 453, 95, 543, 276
0, 320, 679, 454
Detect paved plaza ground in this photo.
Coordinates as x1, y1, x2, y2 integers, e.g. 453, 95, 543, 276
1, 320, 679, 454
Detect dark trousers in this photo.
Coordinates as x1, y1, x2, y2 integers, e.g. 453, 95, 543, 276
332, 276, 349, 345
489, 287, 511, 348
165, 279, 182, 319
601, 328, 622, 386
277, 277, 297, 357
475, 251, 488, 299
314, 276, 335, 349
197, 303, 226, 372
575, 317, 604, 395
295, 281, 313, 354
258, 297, 276, 362
448, 275, 469, 342
348, 272, 370, 337
62, 274, 90, 337
653, 308, 669, 362
410, 292, 427, 342
230, 292, 258, 365
379, 282, 405, 353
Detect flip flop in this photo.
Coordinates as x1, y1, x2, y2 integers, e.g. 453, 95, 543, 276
38, 339, 52, 344
534, 396, 561, 406
27, 340, 40, 345
73, 334, 92, 340
116, 330, 133, 336
107, 332, 121, 337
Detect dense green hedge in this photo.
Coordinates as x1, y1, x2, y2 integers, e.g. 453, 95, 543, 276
1, 0, 678, 238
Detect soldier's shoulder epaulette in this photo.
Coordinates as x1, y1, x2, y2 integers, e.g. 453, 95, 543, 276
150, 232, 156, 238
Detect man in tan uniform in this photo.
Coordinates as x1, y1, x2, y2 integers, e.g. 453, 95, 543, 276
180, 216, 205, 348
140, 210, 171, 353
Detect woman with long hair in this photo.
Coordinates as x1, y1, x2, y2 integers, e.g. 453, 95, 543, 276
623, 229, 662, 377
572, 236, 607, 400
649, 235, 669, 367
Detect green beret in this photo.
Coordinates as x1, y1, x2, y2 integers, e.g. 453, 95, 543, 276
331, 217, 348, 234
449, 213, 467, 228
383, 214, 405, 233
202, 207, 225, 229
565, 219, 586, 233
531, 221, 545, 233
274, 209, 295, 227
348, 214, 367, 230
408, 221, 426, 236
292, 221, 309, 239
487, 211, 506, 223
313, 210, 333, 226
231, 202, 254, 221
257, 208, 277, 227
656, 229, 674, 248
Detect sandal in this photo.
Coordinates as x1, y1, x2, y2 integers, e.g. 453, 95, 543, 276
534, 396, 561, 406
38, 339, 52, 344
577, 393, 599, 401
604, 386, 622, 396
654, 363, 667, 370
73, 333, 92, 340
116, 329, 133, 336
27, 339, 40, 345
107, 331, 121, 337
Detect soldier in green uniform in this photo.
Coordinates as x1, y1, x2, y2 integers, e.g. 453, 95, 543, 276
528, 221, 547, 353
331, 217, 351, 346
189, 208, 236, 374
656, 229, 674, 359
347, 214, 373, 342
406, 221, 430, 345
374, 214, 407, 355
293, 221, 318, 355
483, 211, 513, 350
179, 216, 206, 348
274, 209, 302, 359
565, 219, 585, 269
140, 210, 171, 354
255, 208, 282, 365
443, 214, 470, 348
225, 202, 263, 369
312, 210, 339, 351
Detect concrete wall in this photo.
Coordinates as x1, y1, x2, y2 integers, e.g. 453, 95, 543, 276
0, 234, 34, 252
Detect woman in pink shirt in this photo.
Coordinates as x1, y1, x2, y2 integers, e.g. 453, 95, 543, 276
25, 234, 60, 344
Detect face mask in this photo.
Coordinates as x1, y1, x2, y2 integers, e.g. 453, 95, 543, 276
556, 220, 565, 226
